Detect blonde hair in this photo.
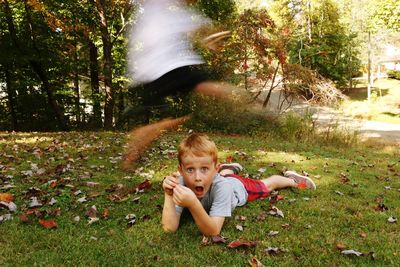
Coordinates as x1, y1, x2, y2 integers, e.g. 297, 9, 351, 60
178, 133, 218, 165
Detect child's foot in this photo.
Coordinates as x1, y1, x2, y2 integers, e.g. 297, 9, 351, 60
218, 163, 243, 175
284, 171, 316, 190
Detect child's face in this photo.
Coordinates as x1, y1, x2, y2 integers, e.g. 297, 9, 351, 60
178, 153, 217, 199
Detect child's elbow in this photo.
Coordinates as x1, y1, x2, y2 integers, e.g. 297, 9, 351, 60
201, 228, 221, 237
162, 224, 178, 233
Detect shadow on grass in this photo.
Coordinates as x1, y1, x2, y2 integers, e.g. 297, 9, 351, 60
382, 112, 400, 118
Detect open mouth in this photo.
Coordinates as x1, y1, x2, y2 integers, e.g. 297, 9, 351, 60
195, 186, 204, 195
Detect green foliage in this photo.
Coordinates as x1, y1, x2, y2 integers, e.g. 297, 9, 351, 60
195, 0, 237, 22
187, 95, 278, 135
278, 111, 315, 141
283, 0, 362, 88
387, 70, 400, 80
373, 0, 400, 32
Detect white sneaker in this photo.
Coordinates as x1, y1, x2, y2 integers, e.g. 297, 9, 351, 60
218, 163, 243, 175
284, 171, 316, 190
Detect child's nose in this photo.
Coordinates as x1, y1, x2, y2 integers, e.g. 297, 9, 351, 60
194, 170, 202, 181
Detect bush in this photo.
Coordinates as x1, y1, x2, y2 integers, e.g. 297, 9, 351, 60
387, 70, 400, 80
187, 94, 278, 135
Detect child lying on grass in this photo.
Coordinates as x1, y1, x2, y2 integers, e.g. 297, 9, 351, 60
162, 133, 316, 236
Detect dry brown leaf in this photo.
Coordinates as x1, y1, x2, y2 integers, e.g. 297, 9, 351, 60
39, 219, 58, 229
0, 193, 14, 202
249, 256, 265, 267
227, 240, 257, 249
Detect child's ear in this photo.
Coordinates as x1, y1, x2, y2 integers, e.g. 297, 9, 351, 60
177, 164, 183, 174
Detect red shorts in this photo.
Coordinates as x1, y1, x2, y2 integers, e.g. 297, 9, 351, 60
225, 174, 270, 202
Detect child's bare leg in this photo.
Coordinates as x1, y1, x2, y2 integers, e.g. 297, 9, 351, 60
262, 175, 297, 191
193, 81, 238, 100
263, 172, 317, 190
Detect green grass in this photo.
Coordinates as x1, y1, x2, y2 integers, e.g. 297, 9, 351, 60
342, 78, 400, 124
0, 131, 399, 266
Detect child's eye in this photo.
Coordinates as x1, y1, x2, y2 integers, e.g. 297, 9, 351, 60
186, 168, 194, 173
201, 167, 209, 172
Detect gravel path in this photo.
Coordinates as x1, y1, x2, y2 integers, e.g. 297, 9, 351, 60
256, 90, 400, 144
291, 104, 400, 143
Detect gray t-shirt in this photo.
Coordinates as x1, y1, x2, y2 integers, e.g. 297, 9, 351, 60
175, 174, 248, 217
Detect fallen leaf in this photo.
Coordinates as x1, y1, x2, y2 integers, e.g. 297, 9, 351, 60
227, 240, 257, 249
269, 194, 284, 204
268, 230, 279, 236
19, 213, 30, 223
126, 213, 136, 226
39, 219, 58, 229
87, 217, 99, 225
340, 173, 350, 184
85, 182, 99, 187
235, 215, 247, 221
341, 249, 363, 257
49, 208, 61, 216
211, 235, 227, 244
102, 208, 109, 219
0, 193, 14, 202
29, 197, 42, 208
249, 256, 265, 267
388, 216, 397, 223
359, 231, 367, 238
77, 196, 87, 203
0, 201, 17, 212
49, 198, 57, 205
236, 224, 244, 231
268, 206, 284, 218
0, 214, 12, 223
132, 197, 140, 203
50, 181, 57, 188
264, 247, 286, 255
85, 205, 97, 218
336, 242, 346, 251
136, 179, 151, 192
256, 211, 267, 221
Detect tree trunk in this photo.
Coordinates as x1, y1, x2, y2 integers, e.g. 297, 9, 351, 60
262, 62, 280, 108
88, 40, 102, 127
307, 1, 312, 42
4, 67, 18, 130
73, 46, 81, 124
95, 0, 114, 129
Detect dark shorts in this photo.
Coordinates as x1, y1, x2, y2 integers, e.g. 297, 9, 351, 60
226, 174, 270, 202
135, 65, 212, 106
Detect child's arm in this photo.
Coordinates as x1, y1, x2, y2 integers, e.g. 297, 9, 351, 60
173, 185, 225, 236
161, 174, 181, 232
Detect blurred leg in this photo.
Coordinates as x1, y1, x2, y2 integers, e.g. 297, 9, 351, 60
122, 116, 190, 171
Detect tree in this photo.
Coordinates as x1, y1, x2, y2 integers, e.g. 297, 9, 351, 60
282, 0, 361, 87
373, 0, 400, 32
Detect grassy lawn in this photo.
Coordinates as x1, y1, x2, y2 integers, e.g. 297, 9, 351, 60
0, 131, 399, 266
341, 78, 400, 124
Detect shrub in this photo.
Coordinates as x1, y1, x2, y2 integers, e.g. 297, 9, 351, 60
187, 94, 278, 135
387, 70, 400, 80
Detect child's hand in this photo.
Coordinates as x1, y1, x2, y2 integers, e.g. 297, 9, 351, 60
172, 184, 197, 208
162, 172, 179, 195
